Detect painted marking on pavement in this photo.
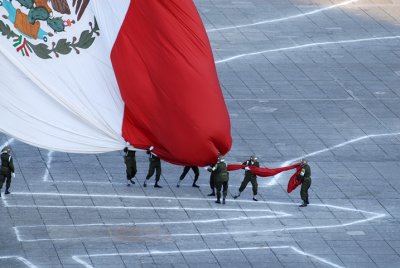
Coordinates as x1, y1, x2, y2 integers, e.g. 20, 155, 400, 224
207, 0, 359, 33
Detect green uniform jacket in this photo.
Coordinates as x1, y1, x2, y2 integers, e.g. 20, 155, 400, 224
242, 160, 259, 180
124, 150, 136, 169
298, 164, 311, 181
1, 153, 14, 176
212, 161, 229, 182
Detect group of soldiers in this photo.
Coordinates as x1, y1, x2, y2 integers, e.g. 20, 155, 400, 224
123, 146, 312, 207
0, 145, 311, 207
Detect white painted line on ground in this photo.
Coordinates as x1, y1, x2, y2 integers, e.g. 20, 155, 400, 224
0, 138, 14, 149
0, 256, 38, 268
6, 204, 279, 213
72, 246, 344, 268
207, 0, 359, 33
215, 36, 400, 64
37, 179, 278, 188
1, 197, 8, 207
290, 246, 344, 268
16, 213, 287, 228
268, 132, 400, 186
42, 151, 54, 182
9, 192, 385, 242
14, 212, 384, 242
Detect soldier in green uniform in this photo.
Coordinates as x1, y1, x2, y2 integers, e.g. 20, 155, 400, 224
234, 155, 260, 201
143, 146, 162, 188
207, 154, 229, 204
177, 166, 200, 188
0, 146, 15, 196
123, 147, 137, 186
298, 159, 311, 207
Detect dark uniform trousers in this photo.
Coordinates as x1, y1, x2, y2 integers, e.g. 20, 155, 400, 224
238, 160, 259, 195
1, 152, 14, 191
300, 177, 311, 203
0, 174, 11, 190
146, 158, 161, 183
180, 166, 199, 183
299, 164, 312, 203
215, 174, 229, 200
124, 152, 137, 181
209, 173, 215, 191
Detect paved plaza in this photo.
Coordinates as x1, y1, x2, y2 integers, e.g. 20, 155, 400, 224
2, 0, 400, 267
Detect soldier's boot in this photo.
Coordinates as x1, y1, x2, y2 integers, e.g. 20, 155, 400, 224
233, 192, 240, 199
215, 192, 221, 204
176, 179, 181, 188
299, 201, 307, 207
154, 183, 163, 188
222, 192, 227, 205
143, 180, 148, 187
306, 197, 309, 205
127, 178, 135, 186
207, 190, 215, 196
252, 195, 258, 202
192, 179, 200, 188
5, 188, 10, 195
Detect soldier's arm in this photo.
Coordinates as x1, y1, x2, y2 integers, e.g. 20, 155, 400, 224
9, 156, 15, 173
297, 168, 306, 181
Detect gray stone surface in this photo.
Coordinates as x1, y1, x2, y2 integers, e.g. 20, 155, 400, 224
2, 0, 400, 267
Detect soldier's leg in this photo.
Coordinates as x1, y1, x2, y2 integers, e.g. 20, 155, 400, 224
0, 175, 4, 196
215, 180, 222, 203
0, 175, 4, 189
251, 178, 258, 201
305, 179, 311, 204
192, 167, 200, 187
179, 166, 190, 181
234, 177, 249, 199
177, 166, 190, 187
144, 161, 155, 187
299, 179, 311, 207
222, 181, 228, 204
126, 167, 136, 185
132, 163, 137, 179
154, 164, 162, 188
5, 175, 11, 194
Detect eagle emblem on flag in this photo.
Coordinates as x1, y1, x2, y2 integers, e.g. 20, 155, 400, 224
0, 0, 98, 58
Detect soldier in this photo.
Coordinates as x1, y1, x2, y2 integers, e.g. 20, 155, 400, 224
177, 166, 200, 188
234, 155, 260, 201
0, 146, 15, 196
123, 147, 137, 186
298, 159, 311, 207
207, 154, 229, 204
143, 146, 162, 188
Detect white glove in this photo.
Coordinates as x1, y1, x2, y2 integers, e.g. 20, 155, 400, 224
245, 167, 250, 171
149, 146, 154, 151
12, 173, 15, 178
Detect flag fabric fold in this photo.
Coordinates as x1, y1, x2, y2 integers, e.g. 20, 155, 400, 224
227, 163, 302, 193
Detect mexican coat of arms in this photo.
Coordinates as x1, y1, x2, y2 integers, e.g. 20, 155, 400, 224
0, 0, 99, 59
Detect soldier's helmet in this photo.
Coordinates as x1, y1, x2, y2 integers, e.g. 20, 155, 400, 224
2, 146, 11, 153
217, 153, 224, 162
250, 155, 258, 161
301, 158, 308, 164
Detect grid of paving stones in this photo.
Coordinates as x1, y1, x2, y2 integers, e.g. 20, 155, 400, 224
1, 0, 400, 267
